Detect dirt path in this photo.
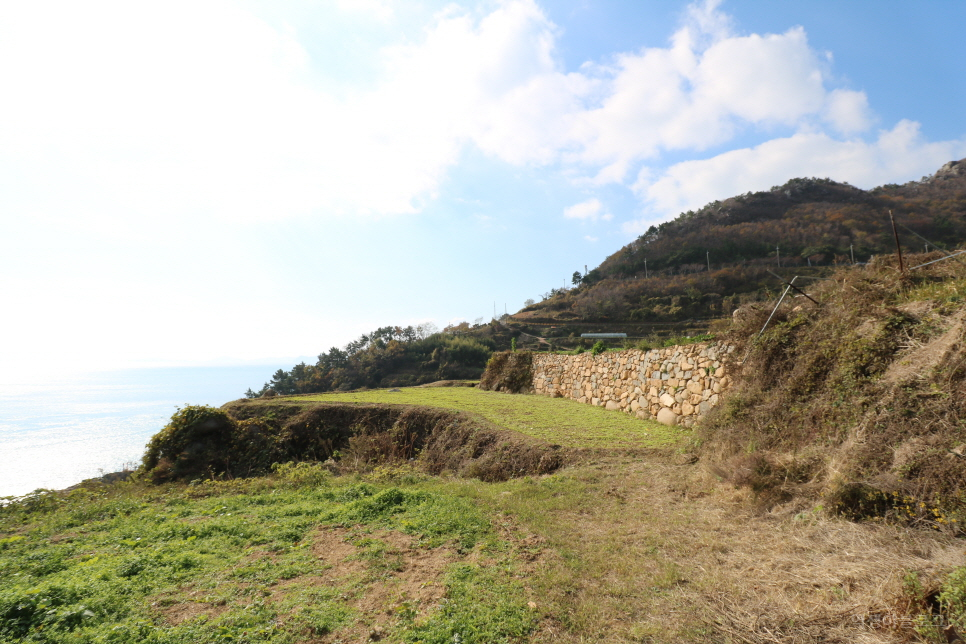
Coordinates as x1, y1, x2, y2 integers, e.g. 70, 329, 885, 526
482, 453, 965, 643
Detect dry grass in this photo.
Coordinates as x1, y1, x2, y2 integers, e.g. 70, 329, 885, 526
454, 454, 966, 643
699, 254, 966, 529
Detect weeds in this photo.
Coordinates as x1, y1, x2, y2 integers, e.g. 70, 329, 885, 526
0, 471, 534, 643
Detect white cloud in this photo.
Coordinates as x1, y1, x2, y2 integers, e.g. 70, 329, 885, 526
0, 0, 961, 229
564, 198, 611, 221
453, 0, 897, 195
584, 235, 599, 242
564, 199, 600, 219
824, 88, 873, 134
0, 0, 564, 223
559, 21, 837, 181
694, 28, 825, 124
682, 0, 733, 44
631, 120, 966, 220
335, 0, 394, 22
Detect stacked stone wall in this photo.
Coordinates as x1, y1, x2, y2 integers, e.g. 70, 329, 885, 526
531, 342, 735, 427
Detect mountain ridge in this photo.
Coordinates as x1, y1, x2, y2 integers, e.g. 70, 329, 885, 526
512, 157, 966, 340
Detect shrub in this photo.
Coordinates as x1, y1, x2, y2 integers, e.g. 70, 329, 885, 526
824, 482, 897, 520
591, 340, 606, 356
141, 406, 236, 483
479, 351, 533, 393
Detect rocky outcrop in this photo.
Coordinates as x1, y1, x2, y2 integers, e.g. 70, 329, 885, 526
531, 343, 736, 427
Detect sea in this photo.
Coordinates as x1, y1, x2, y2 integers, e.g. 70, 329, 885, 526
0, 364, 286, 498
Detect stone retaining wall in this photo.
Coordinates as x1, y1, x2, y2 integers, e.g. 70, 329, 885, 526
531, 342, 736, 427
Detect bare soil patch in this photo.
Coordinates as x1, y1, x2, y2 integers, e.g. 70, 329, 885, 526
311, 526, 365, 581
882, 309, 965, 385
160, 600, 228, 626
275, 526, 460, 643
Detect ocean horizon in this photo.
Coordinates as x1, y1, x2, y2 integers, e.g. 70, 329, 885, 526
0, 364, 289, 498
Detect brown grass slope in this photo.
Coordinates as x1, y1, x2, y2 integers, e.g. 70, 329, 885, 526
699, 251, 966, 529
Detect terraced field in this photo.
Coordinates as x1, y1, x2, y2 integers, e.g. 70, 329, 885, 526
295, 386, 681, 450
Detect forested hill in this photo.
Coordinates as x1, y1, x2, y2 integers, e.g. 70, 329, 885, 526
591, 159, 966, 281
514, 158, 966, 332
245, 323, 510, 397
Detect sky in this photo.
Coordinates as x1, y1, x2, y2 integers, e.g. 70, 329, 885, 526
2, 0, 965, 380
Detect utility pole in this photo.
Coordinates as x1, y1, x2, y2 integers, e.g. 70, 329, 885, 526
850, 244, 855, 265
776, 245, 780, 268
888, 210, 905, 272
644, 258, 648, 279
707, 251, 711, 272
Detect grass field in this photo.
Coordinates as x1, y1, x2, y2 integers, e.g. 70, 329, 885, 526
0, 465, 538, 644
295, 387, 682, 450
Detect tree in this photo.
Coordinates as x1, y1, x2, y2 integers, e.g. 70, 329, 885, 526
524, 298, 535, 307
572, 271, 583, 286
417, 322, 439, 338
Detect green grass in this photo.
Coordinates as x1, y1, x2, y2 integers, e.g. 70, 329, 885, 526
295, 387, 683, 449
897, 275, 966, 307
0, 467, 536, 644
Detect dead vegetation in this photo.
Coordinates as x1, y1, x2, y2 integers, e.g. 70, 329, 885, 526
699, 252, 966, 530
482, 455, 966, 643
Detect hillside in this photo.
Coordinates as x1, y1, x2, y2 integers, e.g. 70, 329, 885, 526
245, 325, 506, 397
511, 158, 966, 346
698, 250, 966, 530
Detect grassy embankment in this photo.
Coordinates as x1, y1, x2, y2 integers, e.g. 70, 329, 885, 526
294, 387, 679, 450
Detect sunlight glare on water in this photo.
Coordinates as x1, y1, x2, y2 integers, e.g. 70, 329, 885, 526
0, 365, 283, 497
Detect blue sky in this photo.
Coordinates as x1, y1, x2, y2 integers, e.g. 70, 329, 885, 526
2, 0, 965, 379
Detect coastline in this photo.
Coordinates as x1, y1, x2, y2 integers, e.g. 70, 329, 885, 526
0, 364, 277, 498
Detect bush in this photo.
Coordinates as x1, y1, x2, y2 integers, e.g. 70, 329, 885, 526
591, 340, 606, 356
141, 406, 236, 483
824, 482, 897, 520
479, 351, 533, 393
